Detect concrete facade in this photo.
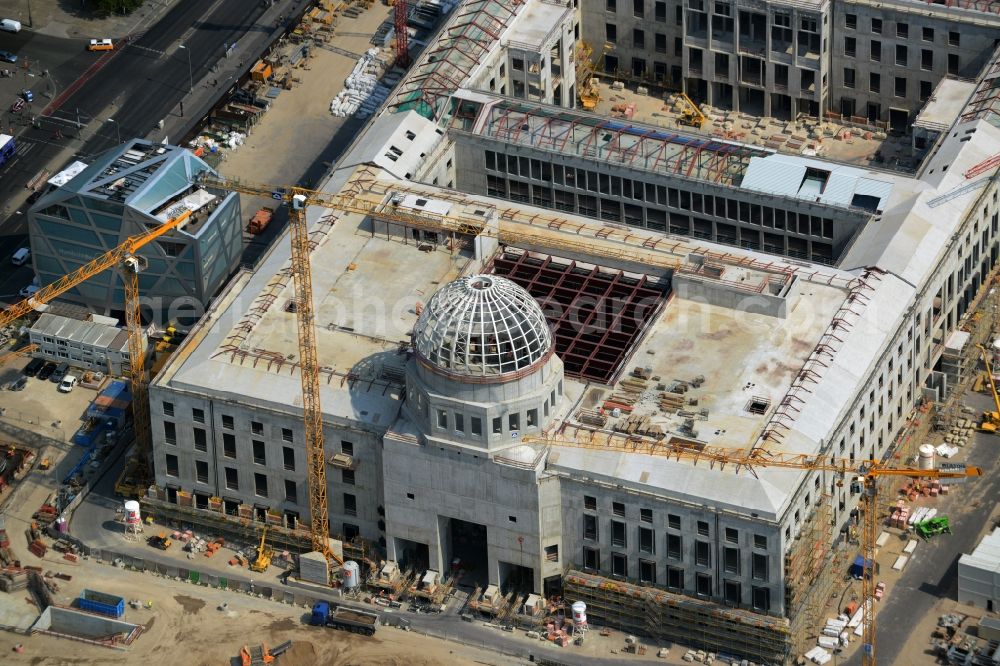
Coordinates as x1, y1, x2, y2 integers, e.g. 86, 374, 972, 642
580, 0, 1000, 125
144, 0, 1000, 658
452, 132, 869, 264
147, 384, 386, 541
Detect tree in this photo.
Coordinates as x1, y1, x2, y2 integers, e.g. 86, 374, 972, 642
95, 0, 146, 15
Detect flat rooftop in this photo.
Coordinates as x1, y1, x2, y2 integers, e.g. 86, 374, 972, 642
582, 82, 922, 173
160, 158, 921, 517
506, 0, 570, 49
156, 196, 474, 428
562, 271, 847, 455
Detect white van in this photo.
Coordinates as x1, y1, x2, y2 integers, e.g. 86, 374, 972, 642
11, 247, 29, 266
0, 19, 22, 33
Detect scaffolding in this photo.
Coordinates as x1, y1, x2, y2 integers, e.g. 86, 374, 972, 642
389, 0, 526, 120
784, 493, 839, 656
472, 99, 770, 186
563, 570, 789, 664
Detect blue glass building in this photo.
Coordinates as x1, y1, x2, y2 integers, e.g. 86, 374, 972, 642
28, 140, 243, 321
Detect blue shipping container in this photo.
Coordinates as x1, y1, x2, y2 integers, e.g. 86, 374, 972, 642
78, 589, 125, 618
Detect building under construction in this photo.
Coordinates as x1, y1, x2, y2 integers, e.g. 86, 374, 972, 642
147, 0, 1000, 662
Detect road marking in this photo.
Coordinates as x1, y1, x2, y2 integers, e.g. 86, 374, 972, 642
127, 43, 166, 58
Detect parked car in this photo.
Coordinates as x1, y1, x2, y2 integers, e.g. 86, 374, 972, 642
37, 361, 56, 380
50, 362, 69, 383
18, 284, 39, 299
58, 374, 78, 393
23, 357, 45, 377
0, 19, 22, 33
7, 376, 27, 391
20, 89, 32, 103
0, 50, 16, 64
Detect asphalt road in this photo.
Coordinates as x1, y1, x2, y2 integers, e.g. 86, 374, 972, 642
843, 389, 1000, 665
0, 0, 293, 304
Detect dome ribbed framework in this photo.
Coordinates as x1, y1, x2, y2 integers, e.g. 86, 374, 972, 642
414, 275, 552, 379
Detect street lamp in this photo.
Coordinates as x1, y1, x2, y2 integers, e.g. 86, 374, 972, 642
178, 44, 193, 93
106, 118, 120, 144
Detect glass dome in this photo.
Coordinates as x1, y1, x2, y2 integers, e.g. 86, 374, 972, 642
414, 274, 552, 379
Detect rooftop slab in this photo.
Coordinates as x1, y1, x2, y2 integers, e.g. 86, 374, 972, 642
156, 199, 473, 426
564, 273, 848, 452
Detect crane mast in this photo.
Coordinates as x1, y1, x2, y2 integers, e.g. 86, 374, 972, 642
287, 193, 334, 571
523, 433, 981, 666
0, 210, 192, 488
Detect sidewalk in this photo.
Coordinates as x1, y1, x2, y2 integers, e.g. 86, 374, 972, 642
8, 0, 182, 40
147, 0, 315, 148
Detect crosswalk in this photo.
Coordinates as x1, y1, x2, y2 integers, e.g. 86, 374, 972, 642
0, 139, 36, 174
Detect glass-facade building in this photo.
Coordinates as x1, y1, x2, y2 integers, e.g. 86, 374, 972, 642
27, 140, 243, 320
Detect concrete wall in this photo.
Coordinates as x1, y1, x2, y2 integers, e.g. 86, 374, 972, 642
672, 272, 791, 317
405, 356, 564, 451
147, 385, 385, 543
31, 605, 141, 640
559, 476, 785, 614
453, 135, 870, 264
382, 429, 556, 592
958, 557, 1000, 609
829, 0, 1000, 127
581, 0, 830, 118
577, 0, 1000, 124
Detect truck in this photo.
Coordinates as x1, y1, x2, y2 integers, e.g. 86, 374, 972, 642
247, 207, 275, 234
310, 601, 379, 636
78, 589, 125, 618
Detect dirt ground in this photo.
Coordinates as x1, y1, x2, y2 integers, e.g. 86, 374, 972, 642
591, 80, 915, 169
0, 558, 503, 666
215, 4, 391, 220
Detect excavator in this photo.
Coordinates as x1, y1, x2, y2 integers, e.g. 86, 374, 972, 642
977, 344, 1000, 433
249, 526, 273, 573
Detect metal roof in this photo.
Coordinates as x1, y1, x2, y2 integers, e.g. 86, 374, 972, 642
388, 0, 527, 121
30, 313, 127, 351
959, 527, 1000, 574
740, 154, 894, 212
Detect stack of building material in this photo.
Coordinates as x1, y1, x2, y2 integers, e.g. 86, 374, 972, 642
575, 409, 607, 427
613, 413, 665, 439
804, 646, 831, 664
822, 618, 846, 637
659, 391, 685, 412
0, 569, 27, 592
28, 539, 46, 558
32, 504, 57, 526
329, 48, 391, 118
299, 551, 329, 584
890, 503, 910, 529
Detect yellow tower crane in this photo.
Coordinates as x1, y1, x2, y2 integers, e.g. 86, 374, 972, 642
0, 343, 38, 365
522, 433, 982, 666
0, 210, 193, 491
976, 344, 1000, 432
